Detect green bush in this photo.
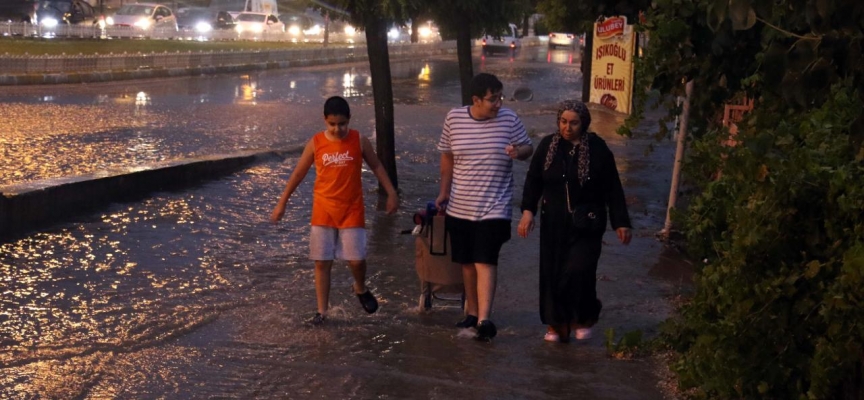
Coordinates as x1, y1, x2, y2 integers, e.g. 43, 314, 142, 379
614, 0, 864, 397
664, 83, 864, 398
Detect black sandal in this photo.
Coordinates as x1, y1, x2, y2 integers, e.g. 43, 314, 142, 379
357, 290, 379, 314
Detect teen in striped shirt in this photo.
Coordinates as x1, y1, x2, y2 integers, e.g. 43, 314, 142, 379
435, 73, 533, 341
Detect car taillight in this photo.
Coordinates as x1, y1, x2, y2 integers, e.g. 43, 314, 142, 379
567, 34, 573, 39
549, 33, 555, 38
481, 39, 486, 45
510, 41, 515, 48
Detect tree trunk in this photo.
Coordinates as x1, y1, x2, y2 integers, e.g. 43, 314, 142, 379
456, 17, 474, 106
581, 29, 593, 103
364, 17, 398, 192
323, 13, 330, 47
521, 14, 529, 37
410, 19, 419, 43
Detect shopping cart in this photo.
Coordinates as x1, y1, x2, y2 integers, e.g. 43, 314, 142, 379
412, 206, 464, 310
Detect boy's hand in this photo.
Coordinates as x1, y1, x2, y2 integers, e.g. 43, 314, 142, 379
434, 193, 449, 211
385, 193, 398, 215
505, 144, 519, 159
270, 204, 286, 223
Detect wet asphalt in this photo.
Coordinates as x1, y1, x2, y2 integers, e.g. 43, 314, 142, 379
0, 45, 689, 399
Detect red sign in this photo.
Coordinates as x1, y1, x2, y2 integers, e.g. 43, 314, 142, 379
596, 17, 626, 38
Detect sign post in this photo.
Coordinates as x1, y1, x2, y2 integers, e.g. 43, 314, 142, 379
588, 16, 636, 114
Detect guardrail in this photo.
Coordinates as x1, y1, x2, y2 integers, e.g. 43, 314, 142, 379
0, 21, 437, 43
0, 40, 457, 77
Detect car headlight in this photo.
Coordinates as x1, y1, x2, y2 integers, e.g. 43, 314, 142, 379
105, 16, 114, 25
418, 26, 431, 38
195, 22, 212, 33
288, 25, 300, 35
235, 25, 243, 33
133, 18, 151, 28
251, 25, 263, 33
41, 17, 58, 28
388, 27, 399, 39
304, 24, 321, 35
344, 25, 355, 35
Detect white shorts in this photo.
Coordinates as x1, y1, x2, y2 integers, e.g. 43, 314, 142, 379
309, 226, 367, 261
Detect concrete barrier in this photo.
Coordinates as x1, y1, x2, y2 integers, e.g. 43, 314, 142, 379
0, 149, 298, 240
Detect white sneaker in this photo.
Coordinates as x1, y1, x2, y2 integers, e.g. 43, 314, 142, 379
575, 328, 592, 340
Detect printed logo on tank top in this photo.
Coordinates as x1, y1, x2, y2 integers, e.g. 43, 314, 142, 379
322, 151, 354, 167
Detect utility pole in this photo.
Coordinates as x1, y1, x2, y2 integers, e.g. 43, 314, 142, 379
660, 79, 693, 239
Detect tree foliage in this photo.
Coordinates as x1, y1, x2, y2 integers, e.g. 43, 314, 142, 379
621, 0, 864, 398
424, 0, 523, 104
319, 0, 416, 190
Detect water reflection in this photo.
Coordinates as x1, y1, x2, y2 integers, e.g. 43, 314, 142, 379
341, 68, 371, 98
235, 75, 258, 105
0, 54, 578, 188
417, 63, 431, 82
547, 49, 575, 65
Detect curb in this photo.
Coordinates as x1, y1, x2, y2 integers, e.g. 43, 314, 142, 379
0, 148, 301, 240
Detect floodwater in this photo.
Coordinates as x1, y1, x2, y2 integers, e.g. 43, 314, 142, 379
0, 45, 684, 399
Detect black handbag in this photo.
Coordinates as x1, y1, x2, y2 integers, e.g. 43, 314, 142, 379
569, 203, 607, 231
562, 141, 607, 231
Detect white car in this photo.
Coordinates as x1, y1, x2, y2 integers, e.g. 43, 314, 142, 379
548, 32, 576, 49
477, 23, 521, 55
107, 3, 178, 31
235, 12, 284, 36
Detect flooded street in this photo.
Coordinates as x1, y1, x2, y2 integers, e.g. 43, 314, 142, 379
1, 46, 683, 399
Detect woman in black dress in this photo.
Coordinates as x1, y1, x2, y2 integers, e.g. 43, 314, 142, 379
518, 100, 632, 342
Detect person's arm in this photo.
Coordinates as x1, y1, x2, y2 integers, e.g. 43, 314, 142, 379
602, 144, 632, 245
506, 114, 534, 161
270, 139, 315, 223
518, 137, 547, 237
436, 152, 454, 210
360, 136, 399, 214
505, 143, 534, 160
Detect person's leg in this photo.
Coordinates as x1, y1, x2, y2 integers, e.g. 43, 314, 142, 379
475, 263, 497, 321
462, 263, 479, 317
314, 260, 333, 314
447, 215, 479, 326
348, 259, 379, 313
347, 259, 368, 294
309, 226, 338, 319
337, 228, 377, 314
472, 219, 510, 340
565, 234, 604, 339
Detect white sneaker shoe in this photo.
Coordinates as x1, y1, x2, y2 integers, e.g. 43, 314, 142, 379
575, 328, 592, 340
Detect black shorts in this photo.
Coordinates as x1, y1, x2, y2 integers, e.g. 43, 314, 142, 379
445, 215, 511, 265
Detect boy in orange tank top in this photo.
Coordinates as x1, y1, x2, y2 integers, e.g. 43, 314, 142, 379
270, 96, 399, 325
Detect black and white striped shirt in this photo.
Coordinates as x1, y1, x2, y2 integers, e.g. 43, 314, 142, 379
437, 106, 531, 221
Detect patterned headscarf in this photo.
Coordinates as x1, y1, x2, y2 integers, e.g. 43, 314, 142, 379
544, 100, 592, 186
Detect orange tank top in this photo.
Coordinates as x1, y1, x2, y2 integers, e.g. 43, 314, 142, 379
310, 129, 365, 228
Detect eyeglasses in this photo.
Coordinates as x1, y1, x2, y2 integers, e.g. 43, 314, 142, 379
482, 95, 505, 104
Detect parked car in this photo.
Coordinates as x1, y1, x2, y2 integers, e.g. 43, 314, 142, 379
477, 23, 521, 55
279, 12, 311, 37
36, 0, 98, 27
107, 3, 178, 31
234, 12, 283, 36
177, 7, 234, 32
548, 32, 576, 49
